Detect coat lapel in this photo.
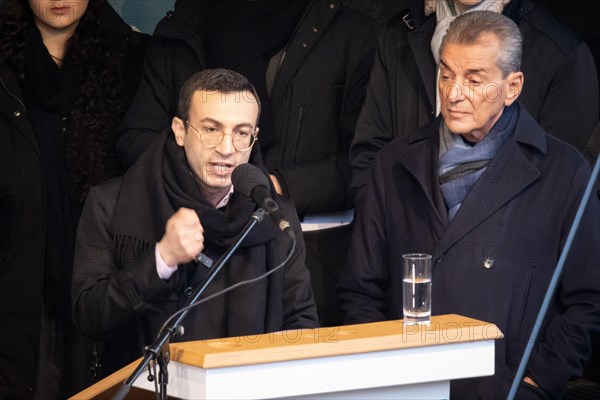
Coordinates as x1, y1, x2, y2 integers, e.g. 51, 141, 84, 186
398, 122, 448, 235
436, 109, 545, 256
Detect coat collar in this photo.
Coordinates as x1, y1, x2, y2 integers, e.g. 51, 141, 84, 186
97, 0, 137, 50
405, 16, 437, 110
399, 103, 547, 259
503, 0, 534, 22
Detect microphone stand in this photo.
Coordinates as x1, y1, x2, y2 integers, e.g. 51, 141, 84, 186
507, 154, 600, 400
113, 209, 267, 400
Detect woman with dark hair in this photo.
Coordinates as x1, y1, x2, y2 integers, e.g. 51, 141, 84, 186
0, 0, 147, 398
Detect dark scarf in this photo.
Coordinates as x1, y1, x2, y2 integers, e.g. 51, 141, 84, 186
21, 19, 82, 324
438, 104, 518, 219
23, 16, 80, 114
113, 132, 288, 340
199, 0, 309, 147
17, 21, 82, 397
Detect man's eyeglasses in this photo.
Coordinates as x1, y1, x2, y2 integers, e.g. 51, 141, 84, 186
185, 120, 258, 151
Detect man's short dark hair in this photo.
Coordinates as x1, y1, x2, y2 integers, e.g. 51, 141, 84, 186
441, 10, 522, 77
177, 68, 262, 123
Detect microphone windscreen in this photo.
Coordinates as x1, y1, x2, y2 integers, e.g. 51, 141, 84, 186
231, 164, 270, 198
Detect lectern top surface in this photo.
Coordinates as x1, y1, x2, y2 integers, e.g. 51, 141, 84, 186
170, 314, 503, 369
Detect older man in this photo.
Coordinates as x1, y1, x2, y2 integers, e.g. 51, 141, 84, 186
338, 11, 600, 399
350, 0, 599, 203
72, 69, 318, 378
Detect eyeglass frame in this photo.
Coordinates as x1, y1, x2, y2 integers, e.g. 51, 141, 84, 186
184, 119, 258, 151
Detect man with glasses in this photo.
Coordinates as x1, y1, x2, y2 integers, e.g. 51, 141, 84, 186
71, 69, 318, 378
116, 0, 379, 328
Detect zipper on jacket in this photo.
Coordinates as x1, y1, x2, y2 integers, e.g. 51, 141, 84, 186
277, 48, 288, 71
274, 1, 313, 167
0, 76, 27, 113
273, 0, 316, 82
292, 107, 304, 164
90, 341, 102, 378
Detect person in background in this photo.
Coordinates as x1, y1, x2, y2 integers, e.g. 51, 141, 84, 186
350, 0, 599, 203
72, 69, 318, 379
338, 11, 600, 399
115, 0, 379, 327
0, 0, 147, 397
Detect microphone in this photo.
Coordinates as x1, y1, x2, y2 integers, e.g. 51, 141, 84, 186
114, 207, 267, 400
232, 164, 295, 239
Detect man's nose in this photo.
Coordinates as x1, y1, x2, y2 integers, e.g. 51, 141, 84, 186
215, 132, 236, 155
446, 82, 467, 103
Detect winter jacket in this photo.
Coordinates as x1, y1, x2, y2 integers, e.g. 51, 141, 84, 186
0, 1, 148, 397
339, 103, 600, 399
72, 132, 319, 378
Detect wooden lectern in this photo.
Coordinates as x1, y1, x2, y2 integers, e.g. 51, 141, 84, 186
71, 314, 502, 400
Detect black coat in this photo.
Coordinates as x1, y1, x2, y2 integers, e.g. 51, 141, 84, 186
350, 0, 599, 197
338, 104, 600, 399
116, 0, 379, 215
72, 132, 319, 378
0, 1, 147, 397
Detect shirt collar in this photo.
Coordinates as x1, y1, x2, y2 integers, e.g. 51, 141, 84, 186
215, 185, 235, 209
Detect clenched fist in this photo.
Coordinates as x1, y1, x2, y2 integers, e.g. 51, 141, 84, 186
157, 208, 204, 266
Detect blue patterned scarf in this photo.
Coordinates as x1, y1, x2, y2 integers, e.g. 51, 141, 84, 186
438, 104, 518, 219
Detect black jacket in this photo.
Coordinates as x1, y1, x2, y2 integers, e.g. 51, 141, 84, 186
0, 1, 147, 397
72, 132, 319, 378
350, 0, 599, 197
117, 0, 379, 216
339, 104, 600, 399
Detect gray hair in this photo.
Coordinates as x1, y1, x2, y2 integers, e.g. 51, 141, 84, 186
441, 10, 522, 77
177, 68, 262, 123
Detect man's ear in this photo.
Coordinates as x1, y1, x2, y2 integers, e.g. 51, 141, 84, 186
505, 71, 524, 106
172, 116, 186, 146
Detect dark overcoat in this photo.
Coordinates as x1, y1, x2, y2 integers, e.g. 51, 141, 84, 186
0, 1, 147, 396
338, 104, 600, 399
